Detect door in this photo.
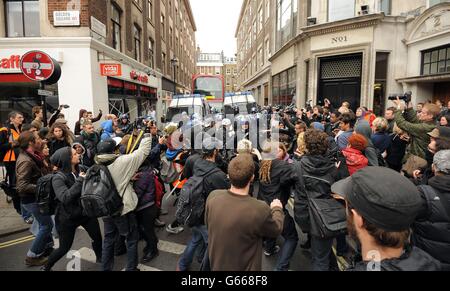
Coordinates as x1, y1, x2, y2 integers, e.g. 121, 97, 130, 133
318, 53, 363, 112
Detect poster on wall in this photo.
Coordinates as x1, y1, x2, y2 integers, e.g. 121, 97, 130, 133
328, 0, 355, 22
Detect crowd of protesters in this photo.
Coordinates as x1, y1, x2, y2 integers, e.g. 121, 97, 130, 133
0, 96, 449, 272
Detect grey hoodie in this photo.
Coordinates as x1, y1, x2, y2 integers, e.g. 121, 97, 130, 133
355, 120, 379, 166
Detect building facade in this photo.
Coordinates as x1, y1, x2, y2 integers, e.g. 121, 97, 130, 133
0, 0, 196, 127
237, 0, 450, 114
223, 56, 238, 93
236, 0, 275, 105
196, 50, 224, 75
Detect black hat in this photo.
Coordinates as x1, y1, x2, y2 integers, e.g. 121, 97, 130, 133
331, 167, 422, 232
97, 139, 117, 155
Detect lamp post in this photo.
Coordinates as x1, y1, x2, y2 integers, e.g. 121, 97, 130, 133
170, 57, 179, 95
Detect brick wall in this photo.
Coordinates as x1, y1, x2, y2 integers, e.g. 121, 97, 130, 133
89, 0, 107, 25
48, 0, 90, 26
47, 0, 107, 28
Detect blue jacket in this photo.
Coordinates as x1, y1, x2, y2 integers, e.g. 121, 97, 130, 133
336, 130, 353, 150
371, 132, 392, 154
100, 120, 114, 141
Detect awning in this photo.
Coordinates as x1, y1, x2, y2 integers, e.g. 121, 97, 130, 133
397, 73, 450, 83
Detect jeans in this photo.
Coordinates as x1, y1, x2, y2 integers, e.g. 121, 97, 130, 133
311, 236, 339, 271
102, 214, 139, 271
22, 202, 54, 258
274, 213, 299, 271
46, 217, 102, 270
21, 204, 32, 220
136, 205, 158, 255
178, 225, 208, 271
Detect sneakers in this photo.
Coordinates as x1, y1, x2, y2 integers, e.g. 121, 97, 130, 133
166, 224, 184, 234
25, 256, 48, 267
264, 245, 280, 257
154, 218, 166, 227
142, 250, 159, 263
24, 217, 34, 225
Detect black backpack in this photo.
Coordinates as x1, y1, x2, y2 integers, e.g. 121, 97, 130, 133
81, 164, 123, 218
176, 168, 220, 227
36, 173, 64, 216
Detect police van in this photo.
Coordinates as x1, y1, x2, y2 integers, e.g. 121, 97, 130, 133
224, 92, 258, 116
163, 94, 212, 124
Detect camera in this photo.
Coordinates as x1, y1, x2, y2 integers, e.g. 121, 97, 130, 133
388, 91, 412, 103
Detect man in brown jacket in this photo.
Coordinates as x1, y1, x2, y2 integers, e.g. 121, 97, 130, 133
205, 154, 284, 271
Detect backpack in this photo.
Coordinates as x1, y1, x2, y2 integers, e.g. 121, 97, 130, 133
175, 168, 220, 227
36, 173, 64, 216
160, 155, 179, 184
81, 164, 123, 218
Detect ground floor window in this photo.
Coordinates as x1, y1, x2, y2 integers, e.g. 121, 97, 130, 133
272, 66, 296, 106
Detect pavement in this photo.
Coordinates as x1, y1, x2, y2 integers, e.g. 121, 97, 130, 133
0, 191, 30, 238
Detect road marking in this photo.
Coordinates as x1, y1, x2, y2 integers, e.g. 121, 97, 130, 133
157, 240, 186, 255
0, 235, 35, 249
122, 264, 161, 271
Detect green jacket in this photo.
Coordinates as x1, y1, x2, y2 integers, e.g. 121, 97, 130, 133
395, 108, 436, 160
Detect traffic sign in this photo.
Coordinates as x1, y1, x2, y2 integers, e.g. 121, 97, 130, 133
20, 51, 56, 82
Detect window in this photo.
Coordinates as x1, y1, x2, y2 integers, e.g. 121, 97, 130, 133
148, 38, 155, 68
259, 47, 264, 67
276, 0, 298, 50
161, 14, 165, 39
148, 0, 153, 21
253, 55, 257, 72
379, 0, 391, 15
169, 26, 173, 47
6, 0, 40, 37
272, 66, 296, 105
429, 0, 450, 7
265, 38, 270, 59
258, 7, 263, 33
328, 0, 355, 22
266, 0, 270, 21
162, 52, 166, 75
134, 25, 141, 61
253, 20, 257, 41
227, 69, 231, 75
422, 45, 450, 75
111, 4, 122, 51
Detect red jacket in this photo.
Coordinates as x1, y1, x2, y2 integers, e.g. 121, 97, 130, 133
342, 148, 368, 176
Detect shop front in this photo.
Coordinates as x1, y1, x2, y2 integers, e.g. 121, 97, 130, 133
0, 52, 60, 124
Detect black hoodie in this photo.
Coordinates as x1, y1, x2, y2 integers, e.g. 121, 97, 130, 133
192, 158, 230, 226
293, 154, 337, 233
412, 174, 450, 270
50, 147, 86, 224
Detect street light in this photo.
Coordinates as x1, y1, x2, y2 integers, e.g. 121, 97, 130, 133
170, 57, 179, 95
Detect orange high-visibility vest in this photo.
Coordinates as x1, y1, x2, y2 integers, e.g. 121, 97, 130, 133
3, 127, 20, 162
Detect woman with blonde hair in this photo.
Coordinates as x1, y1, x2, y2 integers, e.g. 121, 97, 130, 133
371, 117, 392, 154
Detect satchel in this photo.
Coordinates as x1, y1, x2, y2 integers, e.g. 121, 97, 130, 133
308, 197, 347, 239
298, 165, 347, 239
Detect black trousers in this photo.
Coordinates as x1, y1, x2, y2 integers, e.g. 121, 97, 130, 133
136, 204, 158, 254
4, 162, 20, 214
45, 216, 103, 270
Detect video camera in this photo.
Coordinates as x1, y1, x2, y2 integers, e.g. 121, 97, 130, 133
388, 91, 412, 103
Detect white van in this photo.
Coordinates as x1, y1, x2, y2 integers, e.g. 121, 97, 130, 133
164, 94, 212, 123
224, 92, 258, 115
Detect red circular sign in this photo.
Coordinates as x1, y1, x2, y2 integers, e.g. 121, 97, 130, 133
20, 51, 55, 82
